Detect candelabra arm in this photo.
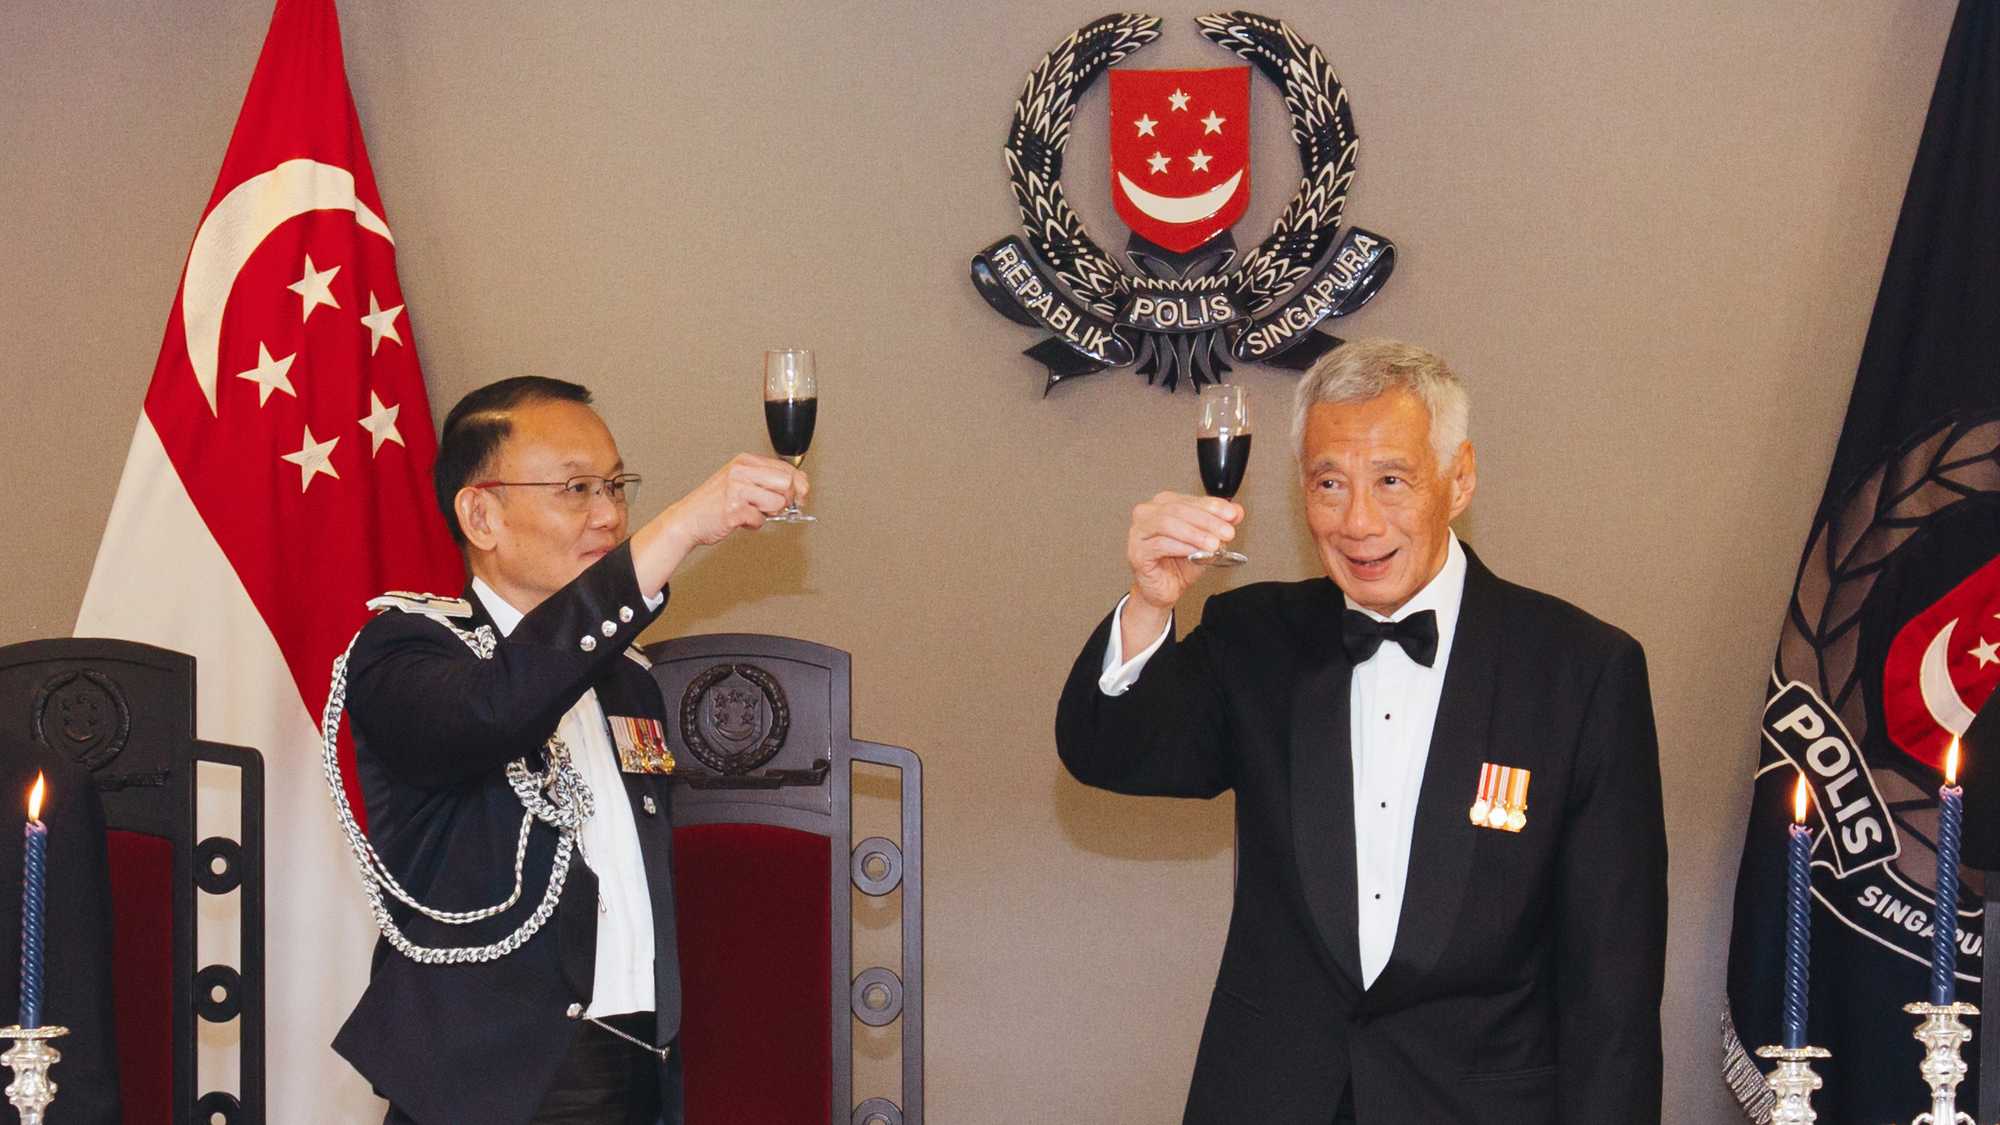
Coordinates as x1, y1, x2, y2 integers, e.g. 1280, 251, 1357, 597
0, 1024, 66, 1125
1756, 1043, 1830, 1125
1903, 1001, 1977, 1125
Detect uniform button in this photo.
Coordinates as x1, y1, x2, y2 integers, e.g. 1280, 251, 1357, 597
619, 606, 635, 623
601, 620, 617, 637
579, 635, 597, 652
566, 1003, 583, 1019
642, 795, 658, 816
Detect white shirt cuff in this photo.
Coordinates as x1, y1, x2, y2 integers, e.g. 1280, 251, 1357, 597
643, 589, 666, 611
1098, 594, 1173, 696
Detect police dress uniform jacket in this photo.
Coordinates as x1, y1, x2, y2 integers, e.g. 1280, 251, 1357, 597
1054, 547, 1668, 1124
331, 543, 683, 1125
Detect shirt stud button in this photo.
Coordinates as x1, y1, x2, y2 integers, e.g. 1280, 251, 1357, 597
601, 620, 617, 637
619, 606, 635, 623
566, 1003, 583, 1019
579, 635, 597, 652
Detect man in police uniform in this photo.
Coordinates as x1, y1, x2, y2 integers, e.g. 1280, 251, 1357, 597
331, 376, 807, 1124
1056, 339, 1668, 1122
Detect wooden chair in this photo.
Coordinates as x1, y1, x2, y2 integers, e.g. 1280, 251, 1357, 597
644, 634, 922, 1125
0, 639, 264, 1125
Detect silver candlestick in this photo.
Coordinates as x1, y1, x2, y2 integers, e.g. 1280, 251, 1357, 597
0, 1025, 66, 1125
1903, 1000, 1977, 1125
1756, 1043, 1830, 1124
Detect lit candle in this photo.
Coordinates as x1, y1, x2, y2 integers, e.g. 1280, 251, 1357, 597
1931, 736, 1963, 1007
19, 773, 45, 1030
1782, 773, 1812, 1049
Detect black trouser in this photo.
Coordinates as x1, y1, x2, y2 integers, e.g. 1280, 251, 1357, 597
385, 1013, 682, 1125
1333, 1084, 1357, 1124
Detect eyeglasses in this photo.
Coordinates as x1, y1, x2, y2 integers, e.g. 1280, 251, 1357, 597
470, 473, 642, 510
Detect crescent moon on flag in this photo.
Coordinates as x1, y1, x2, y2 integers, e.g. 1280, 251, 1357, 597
1115, 170, 1246, 226
181, 157, 394, 413
1920, 617, 1979, 737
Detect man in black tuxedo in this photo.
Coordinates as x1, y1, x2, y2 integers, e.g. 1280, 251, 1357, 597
331, 377, 808, 1125
1056, 339, 1667, 1123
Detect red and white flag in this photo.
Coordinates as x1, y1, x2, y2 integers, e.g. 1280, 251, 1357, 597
75, 0, 460, 1116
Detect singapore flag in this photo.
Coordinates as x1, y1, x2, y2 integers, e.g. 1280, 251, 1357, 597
75, 0, 461, 1117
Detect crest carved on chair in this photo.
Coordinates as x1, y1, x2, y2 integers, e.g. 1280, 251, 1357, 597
679, 663, 790, 775
30, 669, 131, 770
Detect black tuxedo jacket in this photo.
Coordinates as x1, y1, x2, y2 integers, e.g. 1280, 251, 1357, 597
332, 544, 682, 1125
1056, 548, 1667, 1123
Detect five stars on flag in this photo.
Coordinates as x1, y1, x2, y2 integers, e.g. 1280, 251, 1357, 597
241, 253, 412, 487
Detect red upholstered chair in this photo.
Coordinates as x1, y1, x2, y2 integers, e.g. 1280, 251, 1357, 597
0, 639, 264, 1125
644, 635, 923, 1125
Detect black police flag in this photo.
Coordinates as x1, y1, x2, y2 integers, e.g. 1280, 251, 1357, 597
1723, 2, 2000, 1119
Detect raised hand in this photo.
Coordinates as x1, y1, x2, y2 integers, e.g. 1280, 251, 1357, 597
1122, 490, 1242, 649
630, 454, 810, 593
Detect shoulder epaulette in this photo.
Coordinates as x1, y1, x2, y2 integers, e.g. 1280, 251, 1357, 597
367, 591, 474, 620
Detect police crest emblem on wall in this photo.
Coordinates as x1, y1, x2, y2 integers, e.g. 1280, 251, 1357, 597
970, 12, 1396, 393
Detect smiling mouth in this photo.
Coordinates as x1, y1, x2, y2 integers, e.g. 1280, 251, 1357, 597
1345, 548, 1398, 573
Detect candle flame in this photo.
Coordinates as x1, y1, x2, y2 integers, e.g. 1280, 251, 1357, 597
27, 774, 44, 821
1793, 773, 1808, 824
1947, 735, 1960, 787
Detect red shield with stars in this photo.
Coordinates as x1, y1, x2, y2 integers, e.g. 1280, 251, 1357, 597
1882, 552, 2000, 770
1108, 67, 1251, 253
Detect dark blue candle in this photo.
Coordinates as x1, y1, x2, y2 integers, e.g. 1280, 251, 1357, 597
1782, 775, 1812, 1048
19, 773, 45, 1030
1931, 738, 1963, 1006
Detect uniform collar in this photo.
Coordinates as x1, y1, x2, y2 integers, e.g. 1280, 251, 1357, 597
470, 576, 526, 638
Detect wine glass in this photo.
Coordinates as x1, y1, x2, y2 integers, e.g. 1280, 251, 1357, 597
1189, 383, 1249, 566
762, 348, 816, 524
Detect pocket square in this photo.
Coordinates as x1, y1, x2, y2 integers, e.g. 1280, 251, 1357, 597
1469, 762, 1530, 833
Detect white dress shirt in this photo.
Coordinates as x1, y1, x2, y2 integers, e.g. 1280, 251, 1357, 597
473, 577, 662, 1018
1100, 533, 1469, 987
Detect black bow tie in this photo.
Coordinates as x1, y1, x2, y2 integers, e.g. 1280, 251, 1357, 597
1341, 608, 1439, 667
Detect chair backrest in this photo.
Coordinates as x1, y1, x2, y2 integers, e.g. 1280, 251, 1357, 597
0, 638, 264, 1125
645, 634, 922, 1125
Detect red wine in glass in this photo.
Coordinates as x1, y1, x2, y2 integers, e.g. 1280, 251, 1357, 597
1189, 384, 1249, 566
1196, 433, 1252, 499
762, 349, 816, 523
764, 399, 817, 461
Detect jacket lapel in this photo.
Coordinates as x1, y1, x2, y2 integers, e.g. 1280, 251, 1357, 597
1371, 549, 1505, 996
1287, 579, 1365, 989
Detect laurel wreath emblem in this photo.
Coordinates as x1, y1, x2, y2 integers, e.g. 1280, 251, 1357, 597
1778, 414, 2000, 752
1003, 11, 1359, 323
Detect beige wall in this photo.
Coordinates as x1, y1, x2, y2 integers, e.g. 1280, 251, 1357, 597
0, 1, 1959, 1121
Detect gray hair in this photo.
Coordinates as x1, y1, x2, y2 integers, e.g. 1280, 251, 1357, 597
1289, 338, 1470, 470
